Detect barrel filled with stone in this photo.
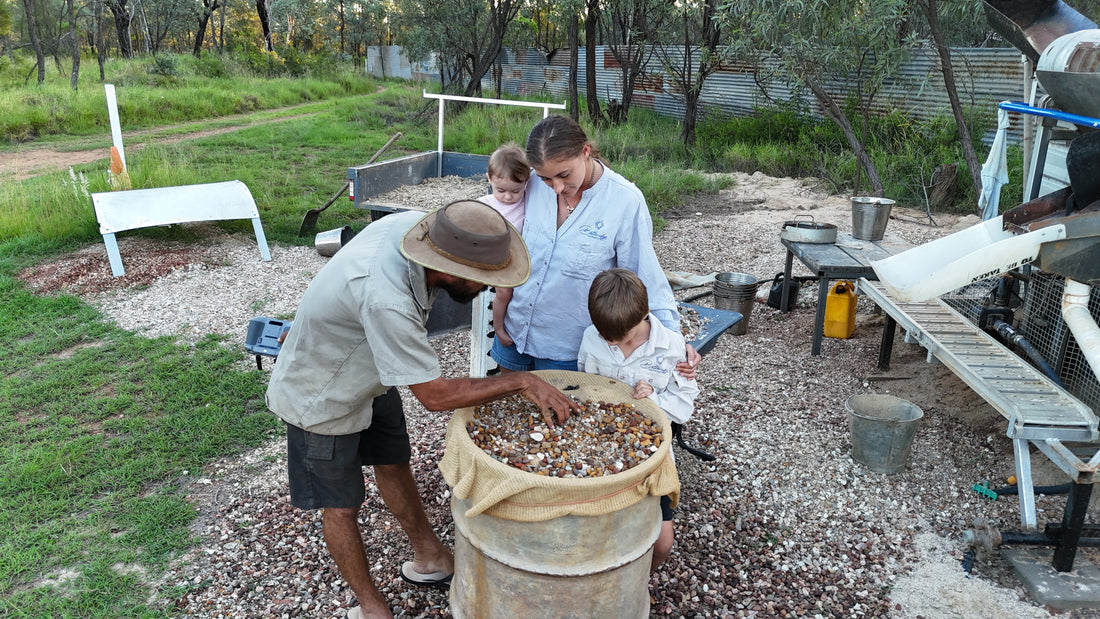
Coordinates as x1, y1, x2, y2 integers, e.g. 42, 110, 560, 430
439, 370, 680, 619
466, 395, 663, 477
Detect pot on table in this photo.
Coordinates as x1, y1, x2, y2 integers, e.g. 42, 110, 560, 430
780, 215, 838, 244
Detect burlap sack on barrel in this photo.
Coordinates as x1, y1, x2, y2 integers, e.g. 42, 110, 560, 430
439, 370, 681, 522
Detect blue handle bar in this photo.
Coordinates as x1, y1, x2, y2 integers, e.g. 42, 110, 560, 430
998, 101, 1100, 129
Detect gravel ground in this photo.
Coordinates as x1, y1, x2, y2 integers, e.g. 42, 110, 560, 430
19, 172, 1100, 618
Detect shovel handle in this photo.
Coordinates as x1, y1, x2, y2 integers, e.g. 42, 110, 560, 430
317, 132, 404, 213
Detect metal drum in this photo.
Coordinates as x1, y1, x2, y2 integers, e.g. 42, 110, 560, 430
449, 494, 659, 618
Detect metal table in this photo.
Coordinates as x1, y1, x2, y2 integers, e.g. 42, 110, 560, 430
780, 232, 910, 355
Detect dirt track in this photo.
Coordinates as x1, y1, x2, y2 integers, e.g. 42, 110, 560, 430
0, 107, 320, 182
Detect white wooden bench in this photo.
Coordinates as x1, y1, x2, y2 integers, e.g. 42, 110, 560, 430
860, 277, 1100, 572
91, 180, 272, 277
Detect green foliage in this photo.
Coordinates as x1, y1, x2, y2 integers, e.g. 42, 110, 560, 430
148, 54, 180, 81
693, 102, 994, 213
0, 52, 374, 143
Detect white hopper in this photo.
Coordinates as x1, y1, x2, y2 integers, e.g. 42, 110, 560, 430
870, 216, 1067, 302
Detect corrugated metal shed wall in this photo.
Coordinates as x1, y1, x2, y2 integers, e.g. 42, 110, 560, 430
483, 45, 1074, 198
486, 45, 1030, 128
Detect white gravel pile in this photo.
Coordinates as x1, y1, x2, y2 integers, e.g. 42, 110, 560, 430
22, 172, 1099, 618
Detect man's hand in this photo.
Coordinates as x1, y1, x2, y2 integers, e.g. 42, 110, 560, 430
518, 374, 581, 426
496, 329, 514, 348
632, 380, 654, 400
675, 344, 702, 380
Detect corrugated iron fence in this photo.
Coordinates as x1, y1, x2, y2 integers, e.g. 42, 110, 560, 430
485, 46, 1028, 128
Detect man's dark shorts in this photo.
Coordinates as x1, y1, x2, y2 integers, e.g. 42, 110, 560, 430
285, 387, 410, 510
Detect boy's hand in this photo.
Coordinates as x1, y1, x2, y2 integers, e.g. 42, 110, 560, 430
632, 380, 653, 400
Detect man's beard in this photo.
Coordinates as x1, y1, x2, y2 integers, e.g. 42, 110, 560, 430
441, 281, 485, 304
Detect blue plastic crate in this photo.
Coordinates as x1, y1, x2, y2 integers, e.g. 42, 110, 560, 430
245, 317, 292, 368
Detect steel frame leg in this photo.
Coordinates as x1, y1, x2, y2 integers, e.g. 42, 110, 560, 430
878, 315, 896, 371
1014, 438, 1038, 529
812, 276, 828, 356
781, 250, 794, 314
1053, 482, 1094, 572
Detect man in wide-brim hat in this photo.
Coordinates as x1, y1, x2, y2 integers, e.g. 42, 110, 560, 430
267, 200, 580, 619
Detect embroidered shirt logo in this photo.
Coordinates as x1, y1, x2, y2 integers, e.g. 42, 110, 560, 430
580, 219, 608, 240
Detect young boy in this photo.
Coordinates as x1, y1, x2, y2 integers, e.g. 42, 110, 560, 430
478, 144, 530, 352
577, 268, 700, 572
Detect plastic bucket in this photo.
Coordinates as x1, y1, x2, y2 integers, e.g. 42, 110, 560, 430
850, 197, 895, 241
712, 272, 759, 335
450, 495, 659, 618
845, 394, 923, 474
315, 226, 354, 257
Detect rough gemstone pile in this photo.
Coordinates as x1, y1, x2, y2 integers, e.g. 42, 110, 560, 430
466, 394, 663, 477
679, 304, 711, 342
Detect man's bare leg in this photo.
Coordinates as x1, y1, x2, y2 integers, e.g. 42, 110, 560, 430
322, 507, 392, 618
374, 463, 454, 575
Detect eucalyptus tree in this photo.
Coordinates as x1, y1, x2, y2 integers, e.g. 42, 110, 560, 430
563, 0, 579, 119
256, 0, 272, 50
584, 0, 601, 125
345, 0, 388, 62
601, 0, 666, 123
66, 0, 78, 88
723, 0, 919, 195
104, 0, 134, 57
143, 0, 194, 54
395, 0, 522, 97
914, 0, 983, 203
21, 0, 46, 82
652, 0, 724, 145
193, 0, 219, 55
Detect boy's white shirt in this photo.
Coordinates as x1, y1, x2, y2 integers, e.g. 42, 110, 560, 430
577, 313, 699, 425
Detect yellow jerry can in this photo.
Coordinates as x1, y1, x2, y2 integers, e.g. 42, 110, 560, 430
824, 280, 857, 339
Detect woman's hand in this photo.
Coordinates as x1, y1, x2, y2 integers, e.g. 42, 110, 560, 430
675, 344, 702, 380
632, 380, 654, 400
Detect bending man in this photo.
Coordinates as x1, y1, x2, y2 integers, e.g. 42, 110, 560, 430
266, 200, 580, 619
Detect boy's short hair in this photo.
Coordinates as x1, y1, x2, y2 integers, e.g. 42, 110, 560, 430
488, 143, 530, 184
588, 268, 649, 342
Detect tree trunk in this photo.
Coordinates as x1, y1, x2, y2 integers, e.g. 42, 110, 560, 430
682, 89, 699, 145
677, 12, 694, 144
95, 0, 106, 80
22, 0, 46, 84
68, 0, 79, 90
804, 74, 885, 195
338, 0, 345, 54
585, 0, 602, 126
494, 51, 503, 98
919, 0, 983, 211
193, 0, 218, 56
568, 13, 579, 121
135, 0, 150, 54
105, 0, 134, 58
256, 0, 273, 51
218, 0, 227, 52
461, 0, 520, 98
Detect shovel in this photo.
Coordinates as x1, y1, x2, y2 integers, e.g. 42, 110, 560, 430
298, 131, 403, 236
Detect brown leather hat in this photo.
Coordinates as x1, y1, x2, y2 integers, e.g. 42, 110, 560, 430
401, 200, 530, 288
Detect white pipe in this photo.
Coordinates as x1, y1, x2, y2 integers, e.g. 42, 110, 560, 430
1062, 279, 1100, 385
